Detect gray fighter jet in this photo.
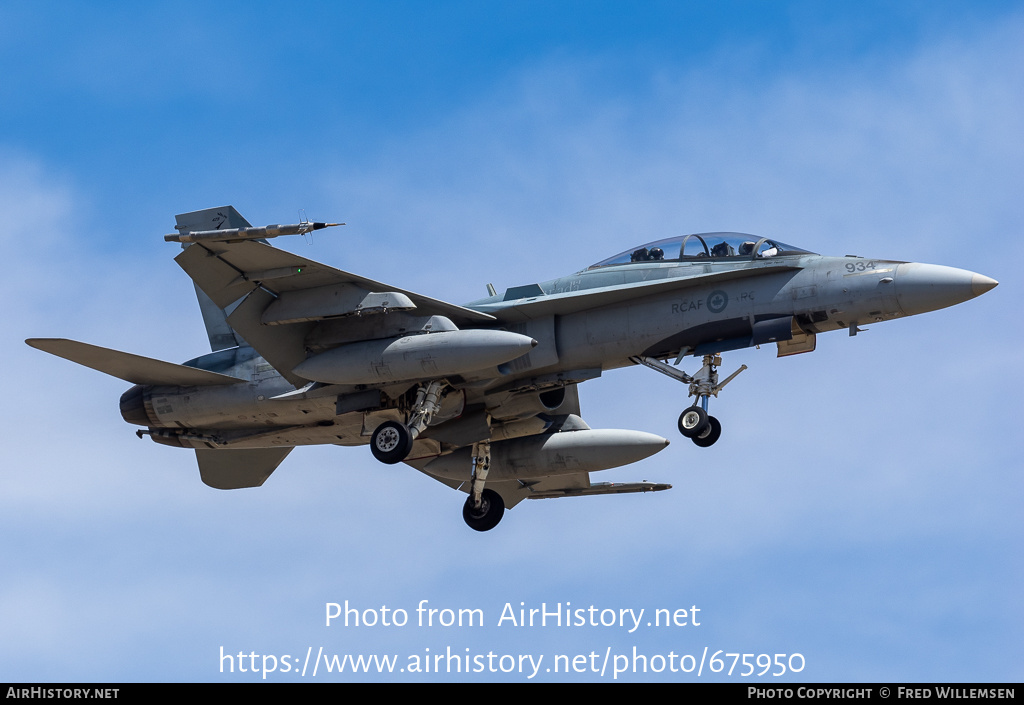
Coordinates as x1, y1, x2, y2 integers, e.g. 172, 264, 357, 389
27, 206, 997, 531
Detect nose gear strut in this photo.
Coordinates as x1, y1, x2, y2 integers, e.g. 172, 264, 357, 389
630, 354, 746, 447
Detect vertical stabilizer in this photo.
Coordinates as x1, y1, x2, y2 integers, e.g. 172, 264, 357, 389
174, 206, 253, 352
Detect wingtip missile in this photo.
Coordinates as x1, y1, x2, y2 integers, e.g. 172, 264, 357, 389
164, 221, 345, 244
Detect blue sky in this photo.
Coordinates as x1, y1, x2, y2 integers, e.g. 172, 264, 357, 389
1, 1, 1021, 682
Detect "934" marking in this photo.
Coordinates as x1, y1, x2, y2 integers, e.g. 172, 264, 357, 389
844, 260, 877, 273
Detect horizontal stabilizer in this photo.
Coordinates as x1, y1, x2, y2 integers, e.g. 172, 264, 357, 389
26, 338, 248, 386
196, 447, 293, 489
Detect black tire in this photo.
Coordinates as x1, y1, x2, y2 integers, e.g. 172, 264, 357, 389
463, 489, 505, 532
678, 406, 709, 438
692, 415, 722, 447
370, 421, 413, 464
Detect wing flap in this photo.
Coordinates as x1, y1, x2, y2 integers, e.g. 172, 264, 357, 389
225, 288, 312, 387
26, 338, 247, 386
175, 242, 258, 310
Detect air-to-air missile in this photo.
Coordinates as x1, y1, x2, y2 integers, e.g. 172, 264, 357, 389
164, 220, 343, 244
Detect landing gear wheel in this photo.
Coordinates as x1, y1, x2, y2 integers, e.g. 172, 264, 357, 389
463, 489, 505, 532
691, 415, 722, 447
370, 421, 413, 464
678, 406, 709, 438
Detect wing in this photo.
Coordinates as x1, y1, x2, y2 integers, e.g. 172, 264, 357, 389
175, 239, 496, 386
404, 384, 672, 509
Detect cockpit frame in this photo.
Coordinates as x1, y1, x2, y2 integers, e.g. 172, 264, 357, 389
588, 232, 814, 270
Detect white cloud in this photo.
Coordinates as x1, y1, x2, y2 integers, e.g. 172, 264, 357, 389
319, 12, 1023, 292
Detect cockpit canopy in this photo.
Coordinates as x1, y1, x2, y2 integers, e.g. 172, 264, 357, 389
588, 232, 814, 269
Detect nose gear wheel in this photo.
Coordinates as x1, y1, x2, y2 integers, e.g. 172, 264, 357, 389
633, 353, 743, 448
678, 406, 709, 438
692, 415, 722, 447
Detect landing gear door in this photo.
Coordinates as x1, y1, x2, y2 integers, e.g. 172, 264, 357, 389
777, 319, 816, 357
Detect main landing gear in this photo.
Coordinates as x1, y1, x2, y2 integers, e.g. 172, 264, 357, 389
367, 382, 506, 531
369, 420, 413, 464
462, 440, 504, 532
369, 380, 447, 464
631, 353, 746, 448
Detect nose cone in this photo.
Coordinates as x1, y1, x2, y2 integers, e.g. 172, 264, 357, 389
895, 263, 998, 316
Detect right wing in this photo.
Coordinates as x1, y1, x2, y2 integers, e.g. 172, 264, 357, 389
405, 384, 672, 509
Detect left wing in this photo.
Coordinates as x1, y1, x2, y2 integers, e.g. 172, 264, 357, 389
175, 239, 496, 386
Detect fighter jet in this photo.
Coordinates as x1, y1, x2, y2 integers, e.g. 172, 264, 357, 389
27, 206, 997, 531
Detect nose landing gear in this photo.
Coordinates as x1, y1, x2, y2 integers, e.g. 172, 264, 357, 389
678, 406, 709, 437
680, 407, 722, 447
631, 354, 745, 448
